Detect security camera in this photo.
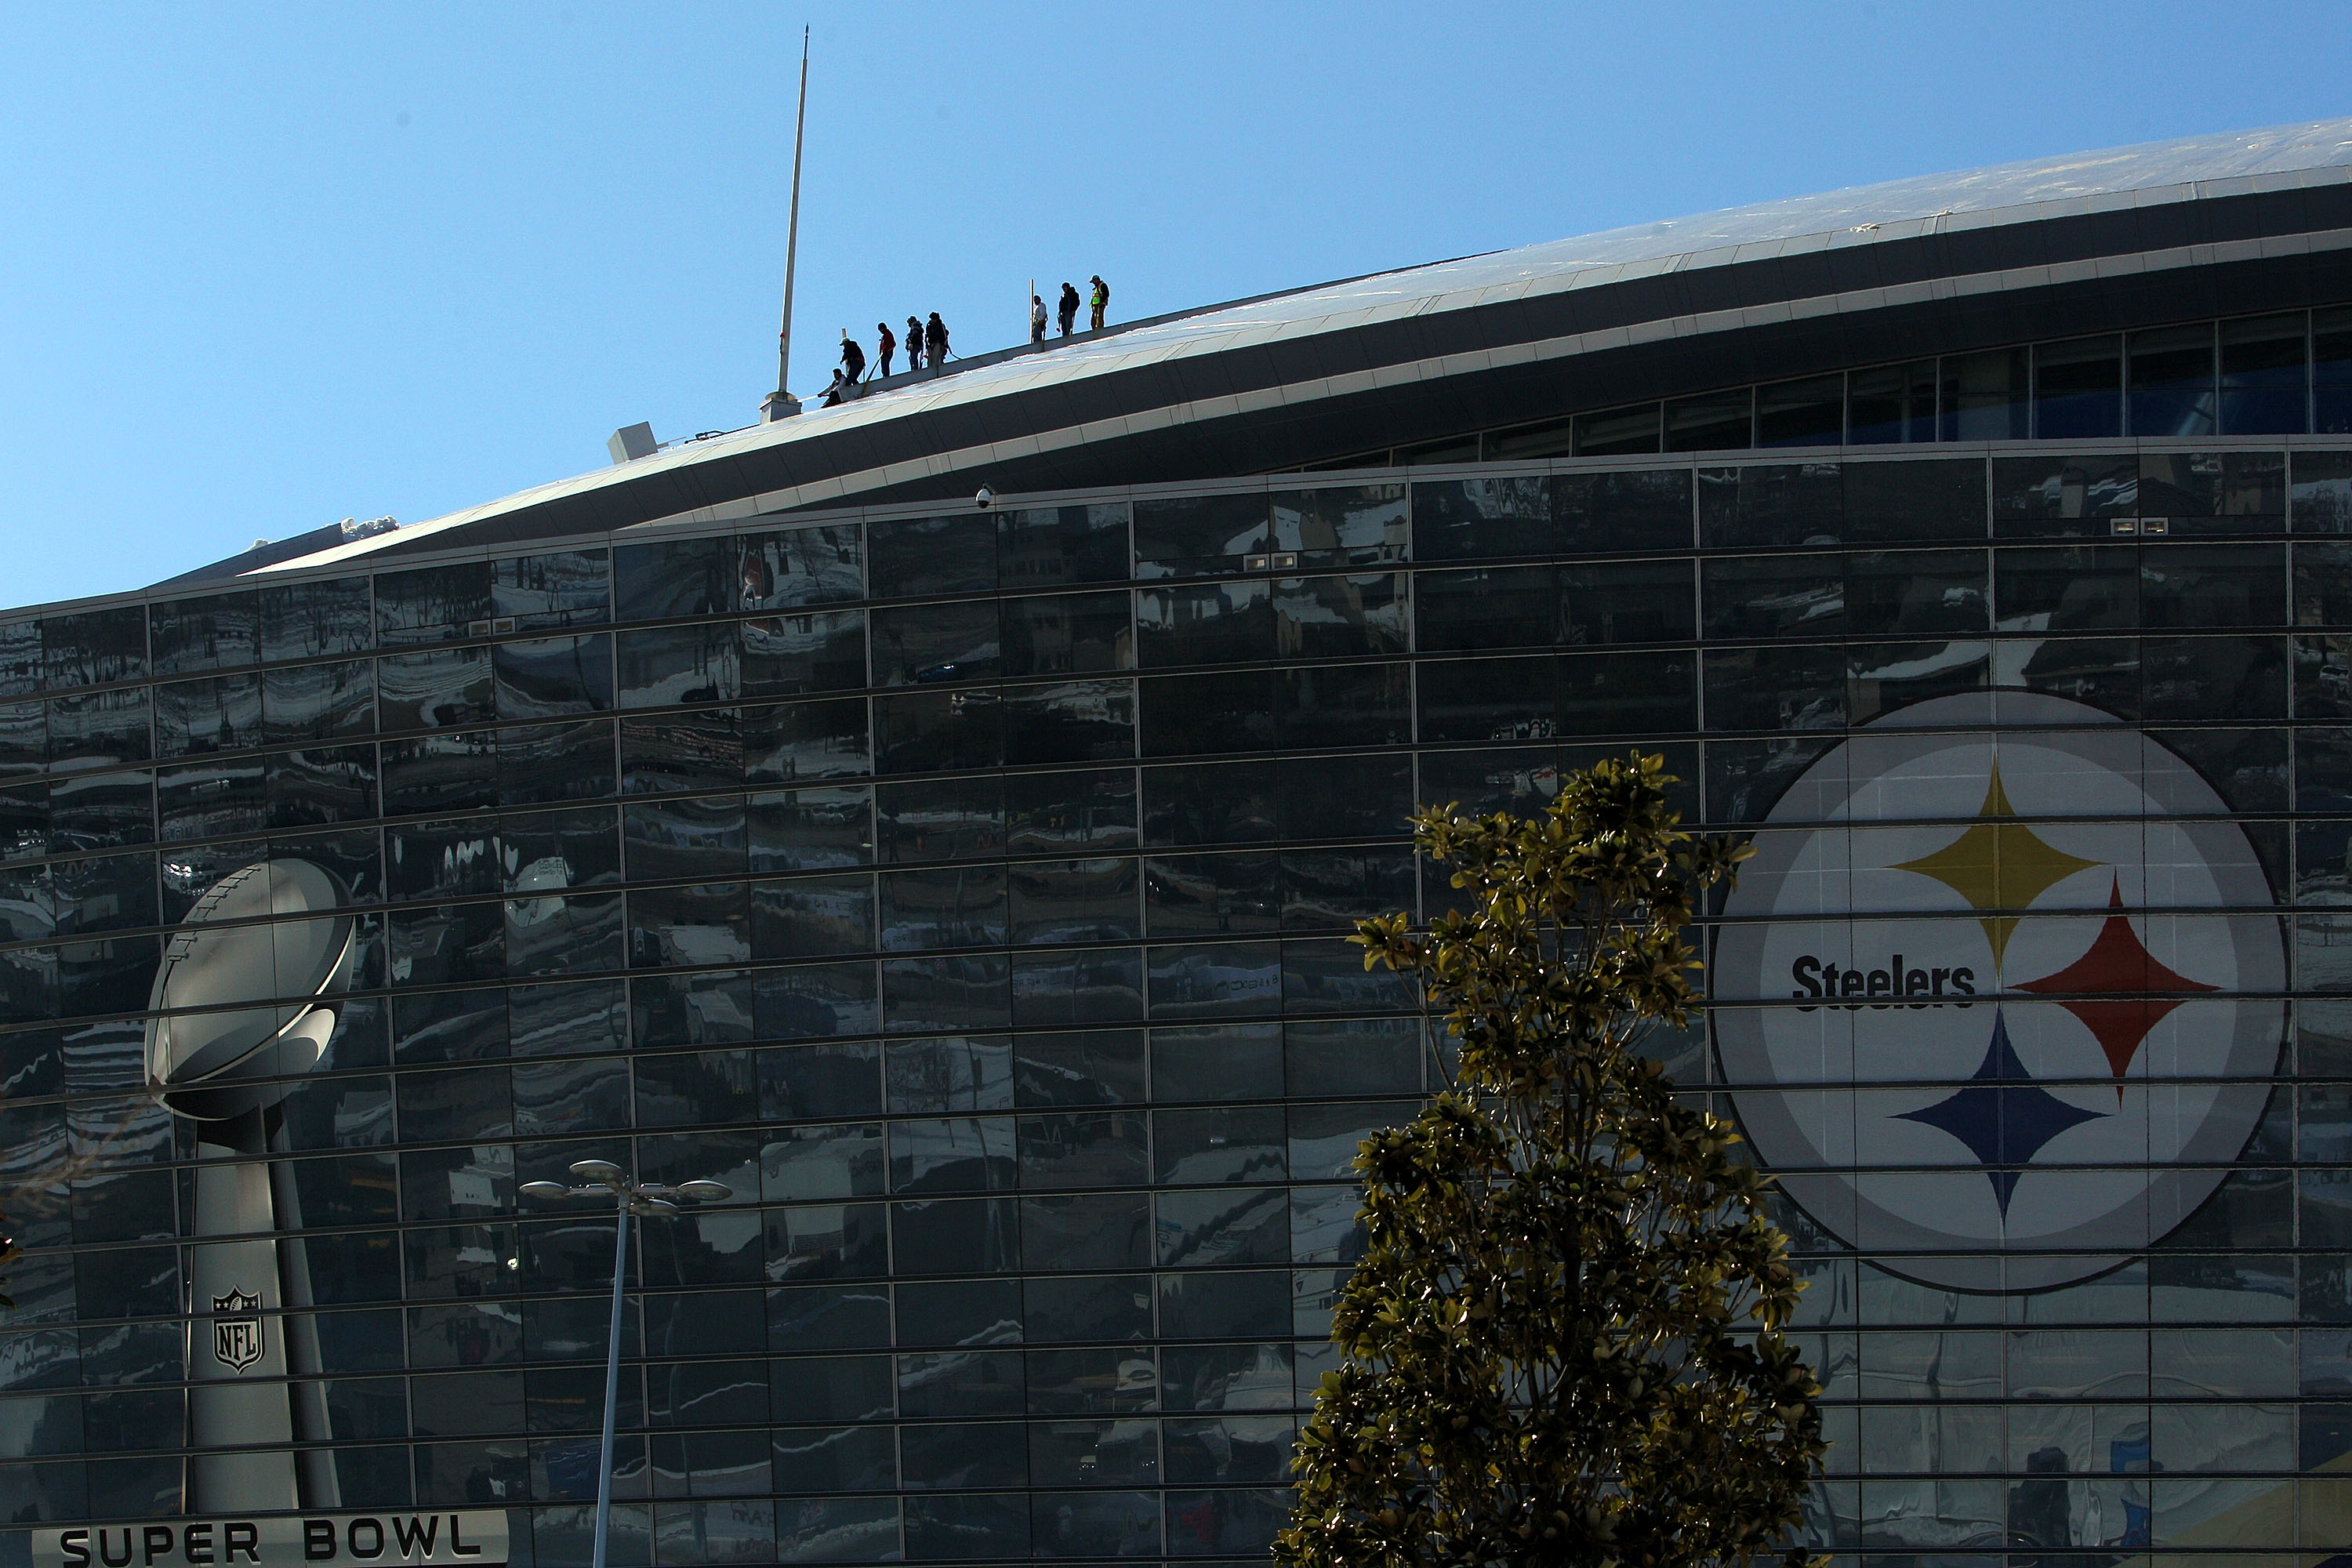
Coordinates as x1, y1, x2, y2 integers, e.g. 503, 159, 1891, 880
975, 486, 994, 510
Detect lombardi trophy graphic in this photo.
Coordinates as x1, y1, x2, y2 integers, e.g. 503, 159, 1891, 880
144, 859, 357, 1512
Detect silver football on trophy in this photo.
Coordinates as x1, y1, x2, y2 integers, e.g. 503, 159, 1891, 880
146, 858, 357, 1122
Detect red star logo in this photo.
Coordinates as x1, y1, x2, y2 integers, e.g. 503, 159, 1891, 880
2012, 877, 2216, 1094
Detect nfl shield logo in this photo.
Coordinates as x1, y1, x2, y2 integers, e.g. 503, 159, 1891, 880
211, 1288, 264, 1373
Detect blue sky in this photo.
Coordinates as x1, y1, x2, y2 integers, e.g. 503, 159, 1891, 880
3, 1, 2350, 607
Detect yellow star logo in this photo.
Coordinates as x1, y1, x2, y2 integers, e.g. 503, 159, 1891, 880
1891, 762, 2100, 971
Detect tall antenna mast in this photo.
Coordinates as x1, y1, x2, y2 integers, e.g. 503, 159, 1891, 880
761, 27, 811, 423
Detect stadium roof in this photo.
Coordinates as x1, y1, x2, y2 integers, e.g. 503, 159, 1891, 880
188, 117, 2352, 583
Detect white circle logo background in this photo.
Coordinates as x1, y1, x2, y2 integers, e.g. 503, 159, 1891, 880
1712, 691, 2285, 1292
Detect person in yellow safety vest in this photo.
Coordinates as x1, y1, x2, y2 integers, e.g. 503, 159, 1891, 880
1088, 275, 1109, 332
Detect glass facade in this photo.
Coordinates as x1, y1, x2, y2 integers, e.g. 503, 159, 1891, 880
1319, 305, 2352, 472
8, 430, 2352, 1566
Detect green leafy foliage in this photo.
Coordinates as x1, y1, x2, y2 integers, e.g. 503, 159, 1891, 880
1276, 753, 1824, 1568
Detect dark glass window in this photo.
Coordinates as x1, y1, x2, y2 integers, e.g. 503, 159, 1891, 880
2140, 452, 2286, 528
997, 504, 1127, 590
1559, 648, 1694, 735
263, 659, 375, 745
387, 816, 501, 902
1559, 468, 1692, 554
1561, 559, 1695, 644
1277, 753, 1412, 841
1138, 672, 1275, 758
1845, 550, 1990, 637
869, 514, 997, 599
617, 622, 739, 709
266, 747, 376, 832
42, 608, 146, 691
878, 776, 1004, 864
749, 785, 873, 872
873, 688, 1004, 774
2318, 306, 2352, 434
2143, 633, 2287, 722
152, 673, 261, 757
1004, 679, 1133, 767
499, 718, 616, 808
494, 633, 615, 719
629, 881, 750, 968
1700, 555, 1842, 640
375, 563, 493, 648
495, 550, 610, 629
2139, 543, 2285, 629
1277, 662, 1410, 750
47, 689, 149, 772
739, 524, 862, 612
874, 600, 996, 686
1842, 458, 1986, 543
2128, 323, 2217, 437
1482, 417, 1573, 461
0, 702, 43, 778
754, 873, 877, 960
743, 611, 866, 698
1664, 391, 1752, 452
880, 864, 1007, 951
1137, 580, 1269, 668
624, 795, 746, 880
1755, 374, 1843, 448
1142, 760, 1276, 848
1269, 484, 1406, 567
1150, 1022, 1282, 1102
613, 538, 734, 622
1415, 655, 1553, 746
1700, 644, 1846, 732
0, 621, 38, 699
1416, 566, 1552, 652
1132, 495, 1269, 578
1274, 574, 1408, 659
1992, 453, 2140, 538
2034, 336, 2122, 439
1573, 402, 1661, 456
1007, 768, 1136, 855
2221, 313, 2309, 435
1942, 347, 2030, 441
1699, 463, 1842, 550
1145, 851, 1279, 938
260, 577, 372, 663
378, 646, 495, 733
381, 730, 498, 818
1994, 544, 2139, 632
1410, 477, 1550, 562
743, 696, 869, 784
149, 592, 258, 676
1000, 591, 1132, 677
1847, 361, 1937, 445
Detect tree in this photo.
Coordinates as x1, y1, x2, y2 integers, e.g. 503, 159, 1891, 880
1276, 753, 1824, 1568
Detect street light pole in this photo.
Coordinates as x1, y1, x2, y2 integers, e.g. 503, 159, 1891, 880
522, 1160, 731, 1568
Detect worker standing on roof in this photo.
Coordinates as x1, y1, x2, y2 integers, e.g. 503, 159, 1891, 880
906, 314, 925, 372
926, 312, 949, 370
839, 329, 866, 386
1088, 275, 1109, 332
1030, 293, 1047, 346
1058, 282, 1080, 336
876, 321, 897, 378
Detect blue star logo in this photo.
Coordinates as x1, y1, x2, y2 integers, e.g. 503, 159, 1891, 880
1896, 1011, 2107, 1214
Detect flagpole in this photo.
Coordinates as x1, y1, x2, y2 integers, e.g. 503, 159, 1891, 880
763, 27, 811, 422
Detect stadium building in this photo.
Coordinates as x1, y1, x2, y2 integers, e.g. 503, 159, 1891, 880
10, 120, 2352, 1566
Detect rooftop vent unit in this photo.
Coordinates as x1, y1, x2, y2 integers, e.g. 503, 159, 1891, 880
608, 423, 658, 464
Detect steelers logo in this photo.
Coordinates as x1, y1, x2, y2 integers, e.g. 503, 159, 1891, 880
1711, 691, 2285, 1292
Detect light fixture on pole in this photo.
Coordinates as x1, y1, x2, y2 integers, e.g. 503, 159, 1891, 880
521, 1160, 731, 1568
